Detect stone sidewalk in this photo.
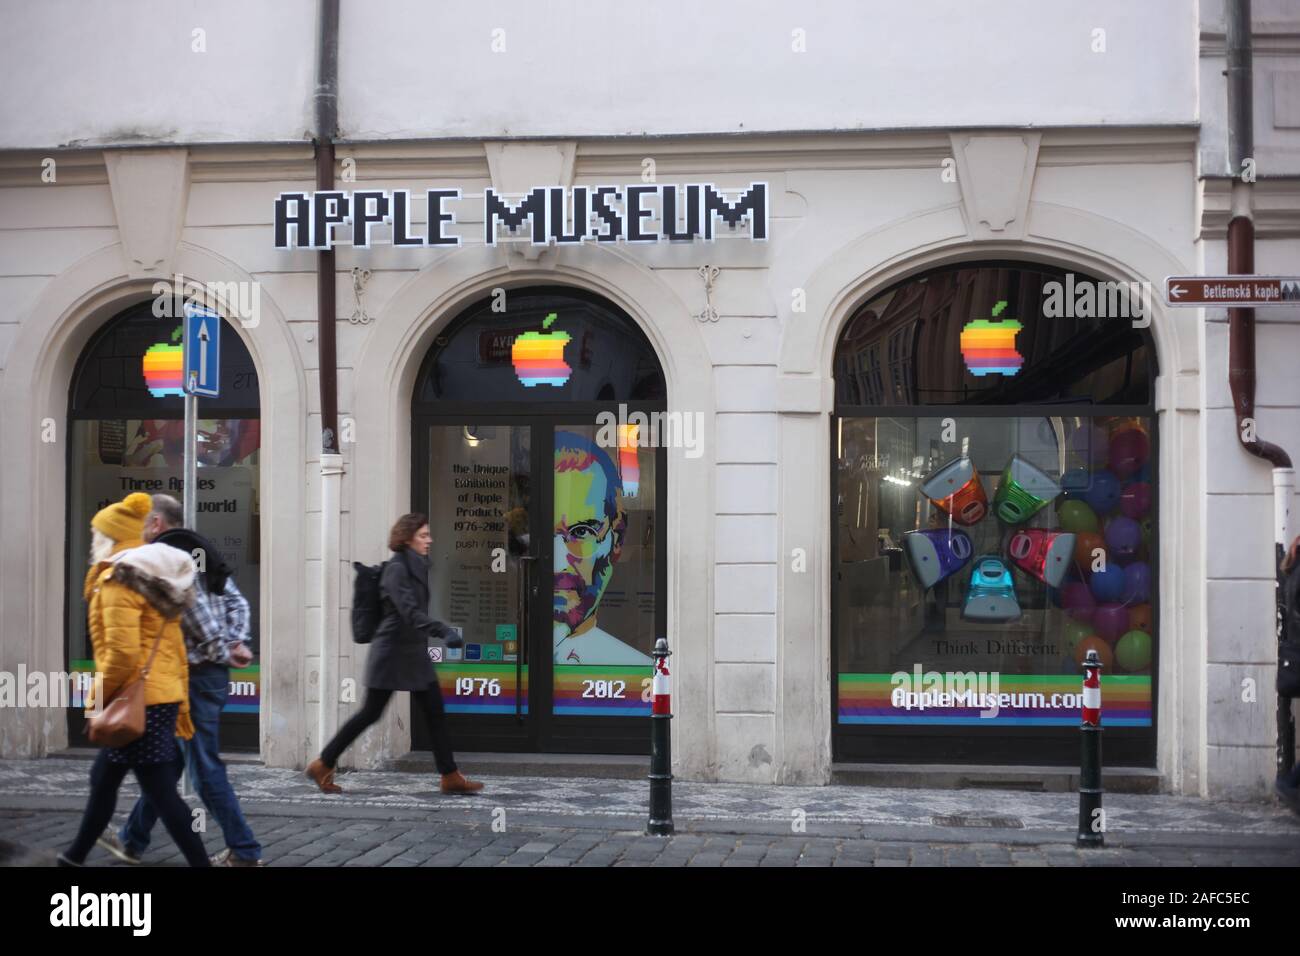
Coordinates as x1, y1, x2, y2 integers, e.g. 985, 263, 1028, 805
2, 757, 1298, 867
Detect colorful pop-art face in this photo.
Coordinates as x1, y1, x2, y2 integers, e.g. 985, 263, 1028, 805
142, 326, 185, 397
553, 432, 625, 634
960, 300, 1023, 376
512, 312, 572, 387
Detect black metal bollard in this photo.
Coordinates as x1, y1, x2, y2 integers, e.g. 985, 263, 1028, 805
647, 637, 674, 836
1076, 649, 1104, 848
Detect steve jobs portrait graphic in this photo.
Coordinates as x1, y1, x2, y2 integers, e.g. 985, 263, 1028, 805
552, 431, 651, 666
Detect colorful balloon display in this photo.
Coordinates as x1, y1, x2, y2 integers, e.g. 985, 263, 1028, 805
1122, 561, 1152, 604
1104, 516, 1142, 560
1071, 530, 1104, 569
1115, 629, 1152, 671
1092, 603, 1131, 643
1089, 564, 1126, 603
1075, 635, 1115, 669
1058, 499, 1100, 534
1083, 469, 1122, 515
1061, 581, 1097, 621
1109, 428, 1150, 479
1062, 618, 1093, 654
1120, 481, 1152, 519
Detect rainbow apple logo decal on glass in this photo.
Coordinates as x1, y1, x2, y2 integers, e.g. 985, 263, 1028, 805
617, 423, 640, 498
142, 325, 185, 397
512, 312, 572, 387
960, 300, 1023, 376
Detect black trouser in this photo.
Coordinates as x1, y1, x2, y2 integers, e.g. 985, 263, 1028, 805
65, 749, 211, 867
321, 684, 458, 775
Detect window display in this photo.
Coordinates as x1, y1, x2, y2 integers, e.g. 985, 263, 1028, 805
66, 304, 261, 747
836, 414, 1154, 729
832, 263, 1157, 763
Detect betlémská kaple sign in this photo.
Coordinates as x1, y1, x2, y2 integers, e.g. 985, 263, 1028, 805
273, 183, 768, 250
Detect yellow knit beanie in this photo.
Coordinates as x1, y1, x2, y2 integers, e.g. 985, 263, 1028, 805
91, 492, 153, 543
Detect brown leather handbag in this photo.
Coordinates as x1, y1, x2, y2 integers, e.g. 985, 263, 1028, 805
86, 621, 166, 748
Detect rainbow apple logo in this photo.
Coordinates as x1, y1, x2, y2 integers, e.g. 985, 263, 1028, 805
617, 423, 640, 497
142, 326, 185, 397
960, 300, 1023, 376
511, 312, 572, 387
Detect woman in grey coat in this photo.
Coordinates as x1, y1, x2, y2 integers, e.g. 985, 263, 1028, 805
306, 513, 483, 795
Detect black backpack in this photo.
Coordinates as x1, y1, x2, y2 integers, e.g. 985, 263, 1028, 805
351, 559, 388, 644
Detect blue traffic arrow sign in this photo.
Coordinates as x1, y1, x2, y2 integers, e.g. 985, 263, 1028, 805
183, 302, 221, 398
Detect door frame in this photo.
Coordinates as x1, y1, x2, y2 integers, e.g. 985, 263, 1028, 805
411, 404, 668, 754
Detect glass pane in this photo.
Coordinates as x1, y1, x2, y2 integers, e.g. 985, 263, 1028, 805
67, 418, 262, 714
552, 425, 656, 716
416, 290, 665, 403
834, 266, 1152, 407
835, 414, 1155, 727
72, 304, 260, 415
426, 425, 530, 715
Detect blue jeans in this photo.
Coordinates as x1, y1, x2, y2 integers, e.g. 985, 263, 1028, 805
121, 663, 261, 862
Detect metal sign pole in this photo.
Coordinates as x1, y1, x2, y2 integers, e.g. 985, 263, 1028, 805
181, 375, 198, 800
180, 301, 219, 809
184, 378, 198, 531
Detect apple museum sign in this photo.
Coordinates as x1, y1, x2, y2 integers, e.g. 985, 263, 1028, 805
272, 183, 768, 250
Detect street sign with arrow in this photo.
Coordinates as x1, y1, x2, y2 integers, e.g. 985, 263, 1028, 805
183, 301, 221, 398
1165, 276, 1300, 307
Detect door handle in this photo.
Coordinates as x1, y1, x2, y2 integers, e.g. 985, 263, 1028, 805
519, 554, 540, 597
514, 555, 536, 724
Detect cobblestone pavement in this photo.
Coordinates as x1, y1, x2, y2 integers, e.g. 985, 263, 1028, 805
2, 758, 1298, 867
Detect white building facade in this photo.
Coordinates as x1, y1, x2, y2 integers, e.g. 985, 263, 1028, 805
1, 0, 1297, 798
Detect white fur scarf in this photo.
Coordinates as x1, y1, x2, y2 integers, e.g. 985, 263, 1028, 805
109, 542, 196, 619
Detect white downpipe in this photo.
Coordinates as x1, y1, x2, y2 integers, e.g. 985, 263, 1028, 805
1273, 468, 1294, 554
319, 453, 345, 755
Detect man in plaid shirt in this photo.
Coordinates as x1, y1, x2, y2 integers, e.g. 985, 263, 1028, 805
97, 494, 265, 867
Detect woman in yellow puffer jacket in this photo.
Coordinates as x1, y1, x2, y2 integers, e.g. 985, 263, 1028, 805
59, 493, 212, 867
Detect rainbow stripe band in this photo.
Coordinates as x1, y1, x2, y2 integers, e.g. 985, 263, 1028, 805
960, 318, 1024, 377
836, 673, 1152, 726
553, 665, 651, 717
437, 663, 529, 714
142, 344, 185, 397
512, 330, 572, 387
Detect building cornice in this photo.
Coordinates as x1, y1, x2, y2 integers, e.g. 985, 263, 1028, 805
0, 127, 1199, 189
1201, 177, 1300, 238
1201, 27, 1300, 57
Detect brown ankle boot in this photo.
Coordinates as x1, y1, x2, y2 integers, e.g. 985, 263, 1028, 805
440, 770, 484, 795
306, 757, 342, 794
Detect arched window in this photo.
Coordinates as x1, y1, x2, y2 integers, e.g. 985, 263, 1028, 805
415, 287, 665, 407
834, 263, 1153, 407
832, 263, 1158, 767
66, 301, 262, 749
409, 286, 667, 755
